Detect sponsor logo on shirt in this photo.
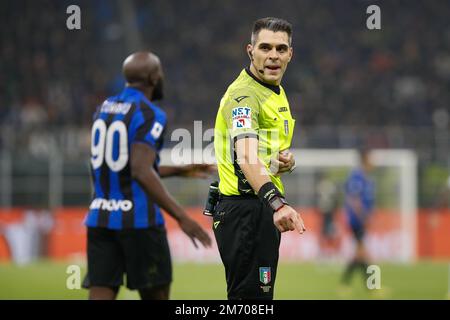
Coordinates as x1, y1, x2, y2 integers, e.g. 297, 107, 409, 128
90, 198, 133, 212
234, 95, 249, 103
232, 107, 252, 130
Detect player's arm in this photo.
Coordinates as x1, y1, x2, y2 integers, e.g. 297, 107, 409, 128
159, 164, 216, 179
235, 136, 305, 234
347, 194, 368, 224
130, 143, 211, 248
347, 195, 364, 217
345, 175, 369, 222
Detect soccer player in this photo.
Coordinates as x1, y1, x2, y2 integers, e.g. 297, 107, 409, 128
316, 175, 339, 260
341, 148, 375, 287
83, 51, 212, 300
213, 17, 306, 300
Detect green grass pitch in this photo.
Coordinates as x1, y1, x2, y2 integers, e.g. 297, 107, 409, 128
0, 260, 448, 300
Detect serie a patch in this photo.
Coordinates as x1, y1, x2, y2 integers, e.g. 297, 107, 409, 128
232, 106, 252, 129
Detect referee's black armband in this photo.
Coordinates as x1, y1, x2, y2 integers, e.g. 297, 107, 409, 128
258, 182, 288, 213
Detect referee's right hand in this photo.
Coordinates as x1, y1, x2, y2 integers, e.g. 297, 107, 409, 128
273, 205, 306, 234
178, 215, 213, 249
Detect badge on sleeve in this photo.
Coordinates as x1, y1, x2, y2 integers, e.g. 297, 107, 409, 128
150, 122, 164, 139
232, 107, 252, 130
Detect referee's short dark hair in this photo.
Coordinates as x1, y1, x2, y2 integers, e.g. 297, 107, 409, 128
251, 17, 293, 46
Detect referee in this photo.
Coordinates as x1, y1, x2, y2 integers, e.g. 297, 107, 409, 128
213, 17, 306, 300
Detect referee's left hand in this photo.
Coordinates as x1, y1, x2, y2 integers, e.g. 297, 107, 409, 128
276, 150, 296, 174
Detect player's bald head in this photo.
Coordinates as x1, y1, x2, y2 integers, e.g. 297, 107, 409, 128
122, 51, 162, 86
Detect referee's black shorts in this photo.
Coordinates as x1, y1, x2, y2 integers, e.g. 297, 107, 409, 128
82, 226, 172, 291
213, 195, 281, 300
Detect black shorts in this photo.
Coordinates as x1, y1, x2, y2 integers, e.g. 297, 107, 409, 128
83, 226, 172, 291
213, 195, 281, 300
350, 225, 365, 243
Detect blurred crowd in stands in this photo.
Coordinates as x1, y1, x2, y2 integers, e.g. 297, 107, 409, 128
1, 0, 449, 136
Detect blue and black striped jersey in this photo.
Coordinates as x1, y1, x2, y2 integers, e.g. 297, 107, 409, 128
85, 87, 167, 229
344, 168, 375, 229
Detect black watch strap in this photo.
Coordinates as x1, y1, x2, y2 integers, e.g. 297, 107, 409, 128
258, 182, 289, 213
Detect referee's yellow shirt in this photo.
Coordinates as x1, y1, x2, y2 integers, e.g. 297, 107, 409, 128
214, 68, 296, 196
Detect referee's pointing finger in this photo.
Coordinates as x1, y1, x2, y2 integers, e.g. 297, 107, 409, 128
292, 213, 305, 234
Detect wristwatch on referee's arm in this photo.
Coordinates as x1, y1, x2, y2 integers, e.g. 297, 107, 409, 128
268, 195, 288, 212
258, 182, 288, 213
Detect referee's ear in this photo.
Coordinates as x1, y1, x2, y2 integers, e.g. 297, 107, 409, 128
247, 44, 254, 61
